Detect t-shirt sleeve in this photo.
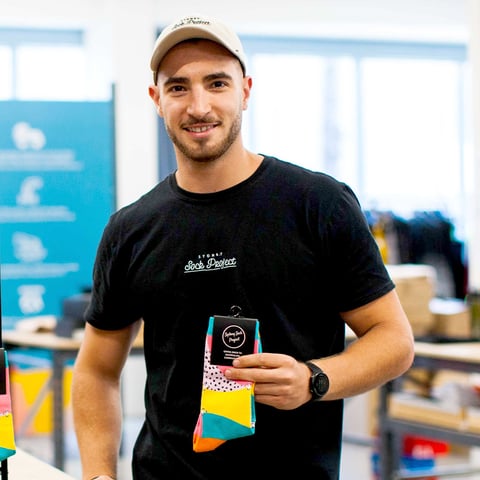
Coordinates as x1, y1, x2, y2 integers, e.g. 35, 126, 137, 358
84, 213, 141, 330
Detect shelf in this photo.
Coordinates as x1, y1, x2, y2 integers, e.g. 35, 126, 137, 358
383, 417, 480, 448
378, 341, 480, 479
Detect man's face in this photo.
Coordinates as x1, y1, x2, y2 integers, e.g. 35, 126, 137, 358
150, 39, 251, 163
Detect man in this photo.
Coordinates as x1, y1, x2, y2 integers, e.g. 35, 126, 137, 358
72, 15, 414, 480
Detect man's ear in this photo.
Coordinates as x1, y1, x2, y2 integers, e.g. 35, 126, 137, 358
148, 85, 164, 117
242, 76, 253, 111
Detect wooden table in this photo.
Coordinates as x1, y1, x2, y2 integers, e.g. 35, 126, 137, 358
5, 448, 76, 479
3, 329, 143, 472
378, 341, 480, 479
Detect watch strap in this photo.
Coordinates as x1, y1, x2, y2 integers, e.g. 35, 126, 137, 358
305, 361, 323, 375
305, 361, 329, 401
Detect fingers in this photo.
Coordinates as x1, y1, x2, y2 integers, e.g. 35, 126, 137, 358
231, 352, 290, 368
224, 353, 311, 410
225, 353, 298, 383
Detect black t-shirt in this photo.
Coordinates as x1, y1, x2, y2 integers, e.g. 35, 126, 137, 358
86, 156, 394, 479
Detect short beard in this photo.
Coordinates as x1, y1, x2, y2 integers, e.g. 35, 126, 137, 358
166, 111, 242, 163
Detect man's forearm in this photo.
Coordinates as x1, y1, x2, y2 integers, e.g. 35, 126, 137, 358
72, 371, 123, 480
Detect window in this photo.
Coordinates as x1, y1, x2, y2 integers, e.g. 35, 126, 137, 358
241, 36, 468, 235
0, 46, 13, 99
16, 44, 87, 100
245, 52, 358, 188
361, 58, 464, 217
0, 28, 87, 100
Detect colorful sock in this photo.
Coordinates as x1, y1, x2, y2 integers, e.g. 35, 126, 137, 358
0, 349, 16, 461
193, 316, 261, 452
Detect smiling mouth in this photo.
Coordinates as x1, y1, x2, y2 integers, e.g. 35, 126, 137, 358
185, 125, 216, 133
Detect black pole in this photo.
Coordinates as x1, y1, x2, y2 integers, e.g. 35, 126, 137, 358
0, 261, 9, 480
0, 461, 7, 480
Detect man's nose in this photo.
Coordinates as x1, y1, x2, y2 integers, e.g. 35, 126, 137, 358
186, 87, 211, 118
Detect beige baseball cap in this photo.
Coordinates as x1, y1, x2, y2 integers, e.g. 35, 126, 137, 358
150, 15, 247, 83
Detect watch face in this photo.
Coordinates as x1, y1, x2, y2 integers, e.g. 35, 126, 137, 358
306, 362, 329, 400
312, 372, 329, 397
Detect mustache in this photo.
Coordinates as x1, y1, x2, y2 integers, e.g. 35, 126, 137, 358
183, 115, 218, 126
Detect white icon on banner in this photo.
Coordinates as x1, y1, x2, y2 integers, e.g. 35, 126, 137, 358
12, 122, 46, 150
12, 232, 48, 263
16, 176, 44, 206
17, 284, 45, 314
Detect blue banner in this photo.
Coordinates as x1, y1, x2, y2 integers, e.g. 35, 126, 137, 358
0, 101, 115, 330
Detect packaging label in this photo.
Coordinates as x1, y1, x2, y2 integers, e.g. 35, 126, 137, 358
210, 315, 258, 366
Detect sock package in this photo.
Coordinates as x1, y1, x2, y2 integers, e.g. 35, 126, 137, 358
193, 314, 261, 452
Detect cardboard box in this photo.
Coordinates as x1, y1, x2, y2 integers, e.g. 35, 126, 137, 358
429, 297, 472, 338
388, 392, 465, 430
387, 264, 437, 336
465, 407, 480, 433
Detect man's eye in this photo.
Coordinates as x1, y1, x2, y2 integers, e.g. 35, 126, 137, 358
211, 81, 226, 89
166, 85, 186, 94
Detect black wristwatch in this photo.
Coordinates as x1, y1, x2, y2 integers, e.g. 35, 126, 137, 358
305, 361, 330, 401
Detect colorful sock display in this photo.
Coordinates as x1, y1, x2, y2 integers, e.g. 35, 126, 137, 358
0, 349, 16, 461
193, 316, 261, 452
